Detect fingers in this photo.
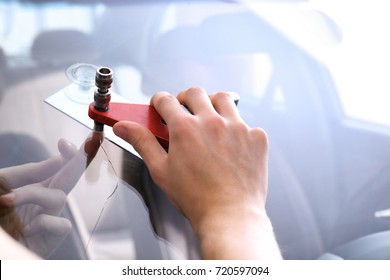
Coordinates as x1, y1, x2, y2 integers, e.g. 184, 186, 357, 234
153, 88, 240, 122
0, 139, 77, 189
115, 88, 242, 188
6, 184, 67, 216
49, 133, 105, 194
209, 91, 241, 121
83, 131, 104, 166
23, 215, 72, 258
113, 121, 167, 177
150, 91, 190, 125
48, 151, 87, 195
0, 158, 62, 189
177, 87, 215, 115
0, 191, 15, 207
24, 215, 72, 237
58, 138, 78, 161
1, 136, 96, 213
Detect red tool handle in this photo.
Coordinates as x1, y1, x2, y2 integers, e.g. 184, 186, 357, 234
88, 102, 169, 149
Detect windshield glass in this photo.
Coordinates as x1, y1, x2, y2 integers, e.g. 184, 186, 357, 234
1, 0, 390, 260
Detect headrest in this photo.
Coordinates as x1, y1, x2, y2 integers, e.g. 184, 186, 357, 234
31, 29, 98, 66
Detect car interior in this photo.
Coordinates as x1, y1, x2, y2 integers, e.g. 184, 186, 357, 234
1, 0, 390, 260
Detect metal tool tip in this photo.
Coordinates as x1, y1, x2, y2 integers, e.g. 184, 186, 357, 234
95, 67, 113, 93
93, 121, 104, 132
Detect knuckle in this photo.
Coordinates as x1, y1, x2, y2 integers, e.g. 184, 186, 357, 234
207, 114, 227, 129
251, 127, 269, 147
180, 87, 207, 100
58, 217, 72, 233
211, 91, 239, 112
178, 87, 207, 101
155, 92, 176, 105
131, 129, 149, 154
213, 91, 232, 101
52, 189, 67, 206
186, 86, 206, 94
170, 114, 194, 135
152, 91, 175, 108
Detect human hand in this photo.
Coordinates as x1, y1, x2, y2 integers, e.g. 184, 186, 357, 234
113, 87, 281, 259
0, 132, 102, 258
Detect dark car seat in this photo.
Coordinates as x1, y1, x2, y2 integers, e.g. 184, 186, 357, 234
0, 48, 50, 167
318, 231, 390, 259
31, 29, 98, 67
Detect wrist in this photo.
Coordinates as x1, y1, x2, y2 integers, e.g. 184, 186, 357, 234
193, 203, 280, 259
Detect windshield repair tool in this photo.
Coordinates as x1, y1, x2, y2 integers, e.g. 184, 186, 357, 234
88, 67, 169, 149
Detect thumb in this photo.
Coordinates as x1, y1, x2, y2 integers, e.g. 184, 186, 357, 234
113, 121, 167, 170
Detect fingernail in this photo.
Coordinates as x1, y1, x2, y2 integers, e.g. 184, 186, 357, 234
58, 138, 77, 160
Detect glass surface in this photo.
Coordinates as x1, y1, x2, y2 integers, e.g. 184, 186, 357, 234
1, 0, 390, 260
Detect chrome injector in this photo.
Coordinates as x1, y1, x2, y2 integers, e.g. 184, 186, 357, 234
93, 67, 113, 131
